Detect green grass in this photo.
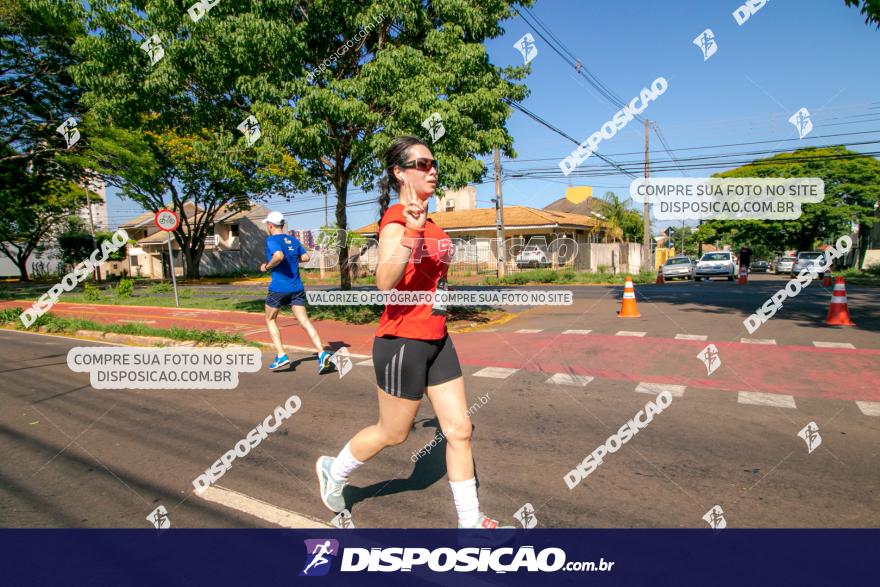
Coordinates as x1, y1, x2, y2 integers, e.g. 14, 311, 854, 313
483, 269, 656, 285
835, 265, 880, 285
0, 306, 254, 346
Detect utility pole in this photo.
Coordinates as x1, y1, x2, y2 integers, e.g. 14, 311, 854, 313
84, 183, 100, 282
642, 119, 652, 272
320, 192, 327, 278
494, 146, 506, 278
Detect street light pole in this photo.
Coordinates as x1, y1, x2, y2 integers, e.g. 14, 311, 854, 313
494, 146, 506, 278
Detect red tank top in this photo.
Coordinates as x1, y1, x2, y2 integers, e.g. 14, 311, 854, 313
375, 204, 453, 340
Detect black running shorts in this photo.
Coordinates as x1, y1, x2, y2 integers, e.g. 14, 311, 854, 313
372, 334, 463, 401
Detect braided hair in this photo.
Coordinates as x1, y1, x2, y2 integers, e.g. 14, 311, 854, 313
377, 135, 429, 220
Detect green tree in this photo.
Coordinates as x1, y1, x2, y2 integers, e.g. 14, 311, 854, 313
0, 175, 87, 280
601, 192, 643, 242
698, 147, 880, 266
72, 0, 530, 288
844, 0, 880, 28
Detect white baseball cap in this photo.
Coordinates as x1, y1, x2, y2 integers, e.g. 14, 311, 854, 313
262, 211, 285, 225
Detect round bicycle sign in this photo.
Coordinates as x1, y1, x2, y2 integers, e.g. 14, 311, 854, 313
154, 209, 179, 232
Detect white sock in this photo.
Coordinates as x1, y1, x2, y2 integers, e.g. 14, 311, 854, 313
330, 442, 363, 480
449, 478, 481, 526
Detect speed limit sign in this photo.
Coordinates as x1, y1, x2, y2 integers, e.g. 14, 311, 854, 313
155, 209, 179, 232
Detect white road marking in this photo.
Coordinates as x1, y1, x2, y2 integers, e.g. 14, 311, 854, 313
515, 329, 543, 333
635, 382, 687, 398
473, 366, 519, 379
855, 401, 880, 416
740, 338, 777, 345
813, 341, 855, 349
675, 334, 707, 341
615, 331, 647, 337
197, 485, 331, 528
115, 319, 157, 324
356, 358, 373, 367
737, 391, 796, 409
562, 329, 592, 335
546, 373, 594, 386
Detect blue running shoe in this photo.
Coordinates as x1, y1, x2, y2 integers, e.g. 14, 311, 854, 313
318, 351, 333, 374
269, 354, 290, 370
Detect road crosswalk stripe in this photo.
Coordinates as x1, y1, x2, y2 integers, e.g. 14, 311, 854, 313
197, 485, 331, 528
515, 329, 543, 333
562, 329, 592, 335
737, 391, 796, 408
473, 366, 519, 379
740, 338, 777, 345
855, 401, 880, 416
546, 373, 594, 386
813, 341, 855, 349
634, 382, 687, 397
356, 358, 373, 366
616, 331, 647, 337
675, 334, 707, 341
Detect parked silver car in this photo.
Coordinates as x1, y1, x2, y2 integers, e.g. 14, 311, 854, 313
694, 252, 736, 281
790, 251, 827, 277
661, 256, 694, 280
774, 256, 796, 274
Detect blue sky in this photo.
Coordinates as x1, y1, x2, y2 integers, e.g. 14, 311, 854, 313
105, 0, 880, 234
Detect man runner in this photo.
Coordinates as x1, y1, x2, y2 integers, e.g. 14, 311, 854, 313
261, 211, 332, 373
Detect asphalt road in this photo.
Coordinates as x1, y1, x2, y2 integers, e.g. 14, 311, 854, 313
1, 275, 878, 529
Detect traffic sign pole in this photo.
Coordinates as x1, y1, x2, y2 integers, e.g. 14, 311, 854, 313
154, 209, 181, 307
166, 232, 179, 307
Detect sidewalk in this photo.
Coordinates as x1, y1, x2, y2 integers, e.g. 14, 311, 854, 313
0, 301, 378, 356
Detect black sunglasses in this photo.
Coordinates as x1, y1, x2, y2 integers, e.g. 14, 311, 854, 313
399, 157, 439, 173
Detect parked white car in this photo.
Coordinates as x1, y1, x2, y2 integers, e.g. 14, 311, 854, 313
515, 245, 550, 268
661, 256, 695, 280
694, 252, 736, 281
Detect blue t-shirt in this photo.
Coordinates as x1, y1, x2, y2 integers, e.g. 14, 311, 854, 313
266, 234, 306, 293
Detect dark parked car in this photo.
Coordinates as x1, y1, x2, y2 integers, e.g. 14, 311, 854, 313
750, 260, 769, 273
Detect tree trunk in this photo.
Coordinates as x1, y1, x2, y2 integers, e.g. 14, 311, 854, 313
15, 256, 29, 281
335, 179, 351, 290
182, 243, 204, 279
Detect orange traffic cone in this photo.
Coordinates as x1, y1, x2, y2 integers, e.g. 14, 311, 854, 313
656, 269, 665, 284
619, 276, 641, 318
822, 270, 833, 287
825, 277, 855, 326
737, 265, 748, 285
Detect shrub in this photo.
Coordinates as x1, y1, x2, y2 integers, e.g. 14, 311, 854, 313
150, 282, 173, 294
83, 283, 100, 301
178, 288, 194, 299
0, 306, 23, 323
116, 278, 134, 298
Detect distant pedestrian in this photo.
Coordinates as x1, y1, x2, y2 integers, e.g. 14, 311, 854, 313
738, 245, 753, 273
261, 211, 332, 373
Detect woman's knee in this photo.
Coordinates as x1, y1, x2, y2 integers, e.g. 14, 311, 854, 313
442, 421, 472, 445
378, 425, 409, 447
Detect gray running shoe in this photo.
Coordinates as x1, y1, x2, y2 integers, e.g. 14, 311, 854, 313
316, 456, 347, 512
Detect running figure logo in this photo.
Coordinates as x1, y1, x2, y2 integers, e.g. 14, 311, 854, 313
300, 539, 339, 577
421, 112, 445, 144
702, 505, 727, 530
330, 347, 353, 379
513, 33, 538, 64
697, 344, 721, 376
692, 29, 717, 61
237, 115, 261, 146
56, 117, 80, 149
797, 421, 822, 454
146, 505, 170, 530
331, 509, 355, 529
140, 34, 165, 65
514, 503, 538, 529
703, 505, 727, 530
788, 108, 813, 139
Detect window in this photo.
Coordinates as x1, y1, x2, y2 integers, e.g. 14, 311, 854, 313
130, 255, 138, 265
445, 201, 455, 211
206, 224, 215, 236
231, 224, 240, 237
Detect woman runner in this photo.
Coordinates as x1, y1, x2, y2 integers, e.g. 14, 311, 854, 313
316, 136, 509, 529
